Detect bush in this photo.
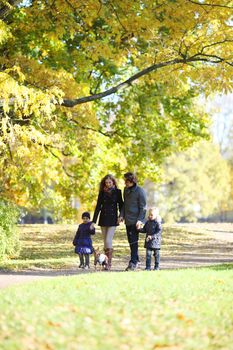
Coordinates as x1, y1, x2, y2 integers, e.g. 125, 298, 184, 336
0, 200, 21, 260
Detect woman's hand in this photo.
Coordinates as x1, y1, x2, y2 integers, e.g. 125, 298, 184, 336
118, 217, 124, 225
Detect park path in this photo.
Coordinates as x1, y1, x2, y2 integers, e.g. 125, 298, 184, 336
1, 223, 233, 289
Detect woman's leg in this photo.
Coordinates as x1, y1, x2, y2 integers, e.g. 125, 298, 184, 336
101, 226, 108, 249
105, 226, 116, 249
104, 227, 116, 270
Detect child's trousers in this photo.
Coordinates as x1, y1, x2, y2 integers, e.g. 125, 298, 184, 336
146, 249, 160, 270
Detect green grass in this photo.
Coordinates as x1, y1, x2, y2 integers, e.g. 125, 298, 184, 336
0, 266, 233, 350
0, 223, 225, 271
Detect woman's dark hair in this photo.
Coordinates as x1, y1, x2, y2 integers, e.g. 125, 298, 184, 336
124, 172, 137, 184
99, 174, 118, 191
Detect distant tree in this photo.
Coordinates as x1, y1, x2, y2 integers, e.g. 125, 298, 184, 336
147, 141, 231, 222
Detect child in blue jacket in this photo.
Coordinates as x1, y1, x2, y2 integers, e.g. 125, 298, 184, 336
73, 212, 95, 269
139, 207, 162, 270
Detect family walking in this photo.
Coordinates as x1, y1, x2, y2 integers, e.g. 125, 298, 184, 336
72, 172, 162, 271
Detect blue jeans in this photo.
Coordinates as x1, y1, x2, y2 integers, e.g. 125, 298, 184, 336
126, 225, 139, 265
146, 249, 160, 270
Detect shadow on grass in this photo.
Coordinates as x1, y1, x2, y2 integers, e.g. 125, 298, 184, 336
205, 263, 233, 271
1, 224, 233, 272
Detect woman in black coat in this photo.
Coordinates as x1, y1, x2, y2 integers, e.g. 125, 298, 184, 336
92, 174, 123, 270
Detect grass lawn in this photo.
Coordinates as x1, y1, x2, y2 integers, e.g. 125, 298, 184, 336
0, 223, 229, 271
0, 265, 233, 350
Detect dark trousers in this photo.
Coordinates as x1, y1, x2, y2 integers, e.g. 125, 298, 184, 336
146, 249, 160, 270
126, 225, 139, 265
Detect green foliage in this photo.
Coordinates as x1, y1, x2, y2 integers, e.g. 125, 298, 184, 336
0, 199, 20, 259
151, 141, 231, 222
0, 0, 232, 218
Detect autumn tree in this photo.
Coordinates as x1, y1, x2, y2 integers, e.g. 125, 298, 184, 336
0, 0, 232, 217
146, 140, 231, 222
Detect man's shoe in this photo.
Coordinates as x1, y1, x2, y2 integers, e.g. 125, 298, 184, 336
125, 263, 132, 271
125, 262, 136, 271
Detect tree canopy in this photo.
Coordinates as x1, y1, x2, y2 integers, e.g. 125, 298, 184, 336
0, 0, 232, 217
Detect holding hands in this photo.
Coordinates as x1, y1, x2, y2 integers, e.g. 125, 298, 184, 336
118, 216, 124, 225
136, 220, 143, 230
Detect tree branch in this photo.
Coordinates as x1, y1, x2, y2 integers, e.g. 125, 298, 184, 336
62, 54, 232, 107
0, 0, 22, 20
69, 118, 116, 137
187, 0, 233, 9
62, 58, 185, 107
44, 145, 78, 178
0, 54, 232, 109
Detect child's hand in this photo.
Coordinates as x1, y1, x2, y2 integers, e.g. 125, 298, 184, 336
146, 235, 152, 241
90, 223, 95, 230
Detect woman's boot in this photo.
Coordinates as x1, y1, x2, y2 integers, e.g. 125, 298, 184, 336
104, 248, 113, 270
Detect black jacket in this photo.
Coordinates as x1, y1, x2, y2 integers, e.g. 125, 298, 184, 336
139, 219, 162, 249
92, 188, 123, 226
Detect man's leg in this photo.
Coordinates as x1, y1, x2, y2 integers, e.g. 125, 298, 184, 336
126, 225, 139, 267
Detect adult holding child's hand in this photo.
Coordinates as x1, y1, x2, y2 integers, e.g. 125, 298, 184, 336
92, 174, 123, 270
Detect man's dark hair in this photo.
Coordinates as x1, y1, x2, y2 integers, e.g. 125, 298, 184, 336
124, 172, 137, 184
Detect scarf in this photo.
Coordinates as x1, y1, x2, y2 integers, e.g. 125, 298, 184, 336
103, 185, 116, 194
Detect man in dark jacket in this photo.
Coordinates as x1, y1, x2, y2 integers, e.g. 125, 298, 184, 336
119, 172, 147, 271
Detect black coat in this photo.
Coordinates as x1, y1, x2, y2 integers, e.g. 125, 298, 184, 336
92, 188, 123, 226
139, 219, 162, 249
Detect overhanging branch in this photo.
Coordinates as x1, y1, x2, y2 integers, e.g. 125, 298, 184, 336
0, 54, 232, 109
62, 55, 232, 107
187, 0, 233, 9
62, 58, 185, 107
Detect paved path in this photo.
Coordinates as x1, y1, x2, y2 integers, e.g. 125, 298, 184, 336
1, 224, 233, 289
